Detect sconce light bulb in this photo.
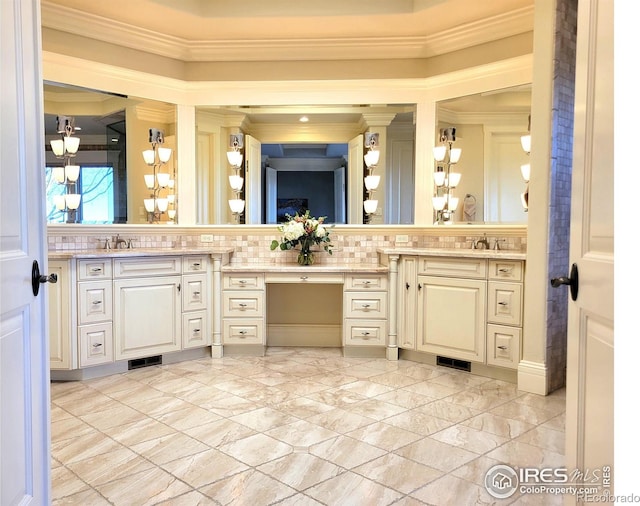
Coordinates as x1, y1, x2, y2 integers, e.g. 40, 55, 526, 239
158, 147, 172, 163
142, 150, 155, 165
65, 165, 80, 182
449, 148, 462, 164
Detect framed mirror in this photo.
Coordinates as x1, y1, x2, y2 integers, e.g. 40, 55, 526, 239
435, 85, 531, 225
195, 104, 416, 225
44, 82, 176, 225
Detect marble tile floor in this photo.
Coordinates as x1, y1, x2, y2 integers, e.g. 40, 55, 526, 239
51, 347, 566, 506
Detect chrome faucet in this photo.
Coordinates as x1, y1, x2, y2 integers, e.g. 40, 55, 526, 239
473, 233, 490, 249
493, 238, 505, 250
113, 234, 127, 249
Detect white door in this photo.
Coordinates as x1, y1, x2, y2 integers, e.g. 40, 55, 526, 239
245, 135, 262, 224
1, 0, 51, 504
348, 135, 364, 224
564, 0, 614, 500
265, 166, 277, 223
333, 166, 346, 223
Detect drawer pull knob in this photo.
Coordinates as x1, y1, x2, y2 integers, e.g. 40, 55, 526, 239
239, 303, 247, 308
406, 282, 410, 290
362, 280, 371, 285
498, 301, 509, 306
90, 267, 102, 272
193, 328, 200, 334
239, 330, 247, 335
497, 345, 508, 350
361, 304, 371, 309
193, 263, 200, 267
300, 276, 308, 280
193, 291, 200, 296
361, 331, 370, 336
92, 343, 102, 348
498, 268, 512, 273
239, 280, 247, 284
92, 300, 102, 305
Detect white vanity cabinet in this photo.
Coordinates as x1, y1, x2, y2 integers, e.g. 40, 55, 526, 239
416, 257, 487, 363
343, 274, 388, 347
485, 259, 524, 369
393, 252, 525, 370
48, 252, 214, 373
77, 259, 114, 367
182, 256, 211, 349
222, 273, 265, 345
48, 259, 76, 370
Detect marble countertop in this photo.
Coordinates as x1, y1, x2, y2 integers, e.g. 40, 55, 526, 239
48, 247, 234, 259
377, 247, 526, 260
222, 263, 388, 273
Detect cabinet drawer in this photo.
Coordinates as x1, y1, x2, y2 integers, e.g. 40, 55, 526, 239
182, 310, 209, 349
487, 324, 521, 369
78, 281, 112, 325
79, 322, 113, 367
113, 256, 181, 278
487, 281, 523, 326
488, 260, 523, 281
223, 319, 264, 345
77, 259, 112, 280
264, 272, 344, 284
222, 291, 264, 317
344, 320, 386, 346
418, 256, 487, 279
223, 274, 265, 290
183, 256, 208, 273
345, 274, 387, 291
344, 292, 387, 318
183, 274, 207, 312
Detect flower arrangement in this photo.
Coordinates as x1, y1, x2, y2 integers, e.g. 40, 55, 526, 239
270, 210, 333, 265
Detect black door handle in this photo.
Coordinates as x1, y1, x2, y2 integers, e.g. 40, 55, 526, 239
32, 260, 58, 296
550, 263, 578, 301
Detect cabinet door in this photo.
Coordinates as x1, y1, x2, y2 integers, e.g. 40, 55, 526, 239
182, 310, 209, 349
398, 256, 417, 349
49, 260, 75, 370
114, 276, 181, 360
78, 280, 112, 324
417, 275, 486, 362
183, 273, 207, 312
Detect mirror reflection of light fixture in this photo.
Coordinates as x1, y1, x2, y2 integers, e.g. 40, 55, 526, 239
50, 115, 81, 223
363, 132, 380, 222
432, 127, 462, 224
520, 115, 531, 211
227, 133, 245, 223
142, 128, 175, 223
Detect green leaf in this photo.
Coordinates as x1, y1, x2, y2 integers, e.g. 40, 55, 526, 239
270, 240, 279, 250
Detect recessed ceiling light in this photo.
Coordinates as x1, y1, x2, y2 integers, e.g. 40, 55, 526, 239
299, 116, 309, 123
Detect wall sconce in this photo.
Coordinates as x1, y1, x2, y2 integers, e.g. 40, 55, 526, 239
363, 132, 380, 222
142, 128, 175, 223
50, 115, 81, 223
432, 127, 462, 224
520, 115, 531, 211
227, 133, 245, 223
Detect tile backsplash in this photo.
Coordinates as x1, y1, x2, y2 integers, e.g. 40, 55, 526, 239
47, 229, 526, 265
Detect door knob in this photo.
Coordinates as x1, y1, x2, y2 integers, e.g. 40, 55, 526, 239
31, 260, 58, 296
550, 263, 579, 301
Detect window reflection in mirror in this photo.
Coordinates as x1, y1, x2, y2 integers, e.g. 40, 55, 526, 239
43, 82, 176, 225
195, 104, 416, 225
436, 85, 531, 225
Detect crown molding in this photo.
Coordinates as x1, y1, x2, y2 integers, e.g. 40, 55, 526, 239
41, 1, 533, 62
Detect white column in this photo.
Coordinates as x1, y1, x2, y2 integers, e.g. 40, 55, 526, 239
386, 254, 400, 360
210, 254, 223, 358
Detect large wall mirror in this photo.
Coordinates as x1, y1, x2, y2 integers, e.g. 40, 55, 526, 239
43, 80, 530, 227
195, 104, 416, 225
435, 85, 531, 225
44, 82, 176, 224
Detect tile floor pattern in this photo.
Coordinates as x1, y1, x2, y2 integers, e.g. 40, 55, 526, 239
51, 347, 566, 506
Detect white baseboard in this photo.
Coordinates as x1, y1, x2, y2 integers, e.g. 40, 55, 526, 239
517, 360, 548, 394
267, 324, 341, 347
